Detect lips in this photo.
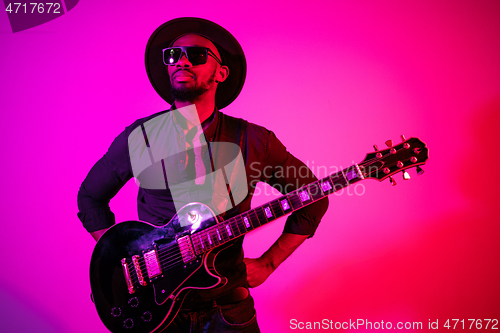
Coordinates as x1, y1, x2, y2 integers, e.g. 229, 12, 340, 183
173, 70, 195, 81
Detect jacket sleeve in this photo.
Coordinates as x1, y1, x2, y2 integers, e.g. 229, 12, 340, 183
264, 131, 329, 237
77, 129, 133, 233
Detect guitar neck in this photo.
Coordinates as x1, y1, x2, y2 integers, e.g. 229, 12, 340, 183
189, 164, 364, 255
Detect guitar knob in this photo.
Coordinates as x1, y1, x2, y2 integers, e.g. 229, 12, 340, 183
111, 307, 122, 317
123, 318, 134, 329
142, 311, 153, 322
373, 144, 379, 151
401, 134, 406, 141
416, 166, 425, 175
389, 176, 397, 186
385, 140, 393, 147
402, 170, 411, 180
128, 297, 139, 308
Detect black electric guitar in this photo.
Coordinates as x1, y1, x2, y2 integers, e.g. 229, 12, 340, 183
90, 136, 428, 332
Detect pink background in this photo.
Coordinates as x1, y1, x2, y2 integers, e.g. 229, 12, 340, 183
1, 0, 499, 332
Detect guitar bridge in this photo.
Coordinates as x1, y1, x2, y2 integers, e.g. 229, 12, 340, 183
132, 255, 147, 286
121, 258, 136, 294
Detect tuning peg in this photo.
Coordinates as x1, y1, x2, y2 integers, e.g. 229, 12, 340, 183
401, 134, 406, 141
373, 144, 383, 158
385, 140, 393, 147
403, 170, 411, 180
416, 166, 425, 175
389, 176, 397, 186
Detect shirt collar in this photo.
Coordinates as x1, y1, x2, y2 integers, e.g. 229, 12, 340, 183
171, 104, 219, 142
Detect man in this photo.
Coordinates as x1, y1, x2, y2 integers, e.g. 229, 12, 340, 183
78, 17, 328, 332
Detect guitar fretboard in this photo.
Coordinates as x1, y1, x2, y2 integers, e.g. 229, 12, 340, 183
189, 164, 364, 255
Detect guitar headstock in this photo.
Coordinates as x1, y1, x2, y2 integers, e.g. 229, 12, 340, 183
359, 136, 428, 185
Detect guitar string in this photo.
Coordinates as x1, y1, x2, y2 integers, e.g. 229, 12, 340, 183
126, 147, 414, 286
129, 170, 363, 277
128, 226, 246, 285
129, 159, 391, 276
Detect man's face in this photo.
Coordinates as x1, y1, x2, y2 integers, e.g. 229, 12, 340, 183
167, 34, 223, 103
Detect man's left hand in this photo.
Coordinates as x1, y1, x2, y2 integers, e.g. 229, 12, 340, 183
243, 257, 274, 288
243, 233, 309, 288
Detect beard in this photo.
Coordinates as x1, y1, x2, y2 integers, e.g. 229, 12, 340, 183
170, 71, 216, 103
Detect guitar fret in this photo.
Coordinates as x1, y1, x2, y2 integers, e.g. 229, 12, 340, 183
218, 224, 230, 242
309, 182, 324, 201
202, 231, 211, 249
197, 231, 206, 250
255, 206, 269, 225
270, 199, 285, 218
234, 215, 247, 234
229, 217, 243, 237
225, 223, 233, 237
263, 205, 276, 221
331, 171, 348, 191
192, 235, 201, 254
207, 231, 213, 246
247, 210, 261, 228
195, 233, 203, 251
231, 216, 246, 236
279, 197, 292, 212
344, 165, 363, 183
319, 177, 335, 194
240, 213, 253, 232
298, 188, 312, 204
209, 228, 221, 246
289, 191, 303, 210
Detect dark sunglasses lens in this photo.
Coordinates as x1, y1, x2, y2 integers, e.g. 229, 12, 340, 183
186, 47, 208, 65
165, 48, 182, 65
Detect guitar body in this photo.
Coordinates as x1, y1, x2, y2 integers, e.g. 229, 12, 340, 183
90, 203, 226, 333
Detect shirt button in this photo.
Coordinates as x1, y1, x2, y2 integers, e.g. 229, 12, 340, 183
180, 159, 185, 163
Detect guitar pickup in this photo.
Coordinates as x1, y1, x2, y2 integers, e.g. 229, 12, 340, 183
177, 235, 196, 264
143, 249, 162, 280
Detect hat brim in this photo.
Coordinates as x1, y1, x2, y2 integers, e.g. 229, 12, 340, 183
145, 17, 246, 109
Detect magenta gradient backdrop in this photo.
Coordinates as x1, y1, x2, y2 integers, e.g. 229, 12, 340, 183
1, 1, 499, 332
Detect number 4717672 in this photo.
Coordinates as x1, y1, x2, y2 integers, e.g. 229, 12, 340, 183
5, 3, 62, 14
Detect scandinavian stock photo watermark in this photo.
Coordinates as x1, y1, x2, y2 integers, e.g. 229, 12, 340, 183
249, 160, 367, 198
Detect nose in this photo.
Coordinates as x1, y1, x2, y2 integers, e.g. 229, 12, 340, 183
176, 52, 192, 67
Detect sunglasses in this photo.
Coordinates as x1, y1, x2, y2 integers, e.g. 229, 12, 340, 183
162, 46, 223, 66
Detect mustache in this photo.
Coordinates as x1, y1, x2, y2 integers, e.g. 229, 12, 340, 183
173, 69, 195, 76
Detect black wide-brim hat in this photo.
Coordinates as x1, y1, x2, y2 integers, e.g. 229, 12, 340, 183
145, 17, 246, 109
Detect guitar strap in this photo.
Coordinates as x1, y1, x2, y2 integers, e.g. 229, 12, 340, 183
208, 114, 248, 218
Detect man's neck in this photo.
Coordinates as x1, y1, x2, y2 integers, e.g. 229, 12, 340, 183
174, 98, 215, 126
174, 99, 216, 132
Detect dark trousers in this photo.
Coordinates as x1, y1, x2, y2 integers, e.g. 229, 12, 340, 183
166, 294, 260, 333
